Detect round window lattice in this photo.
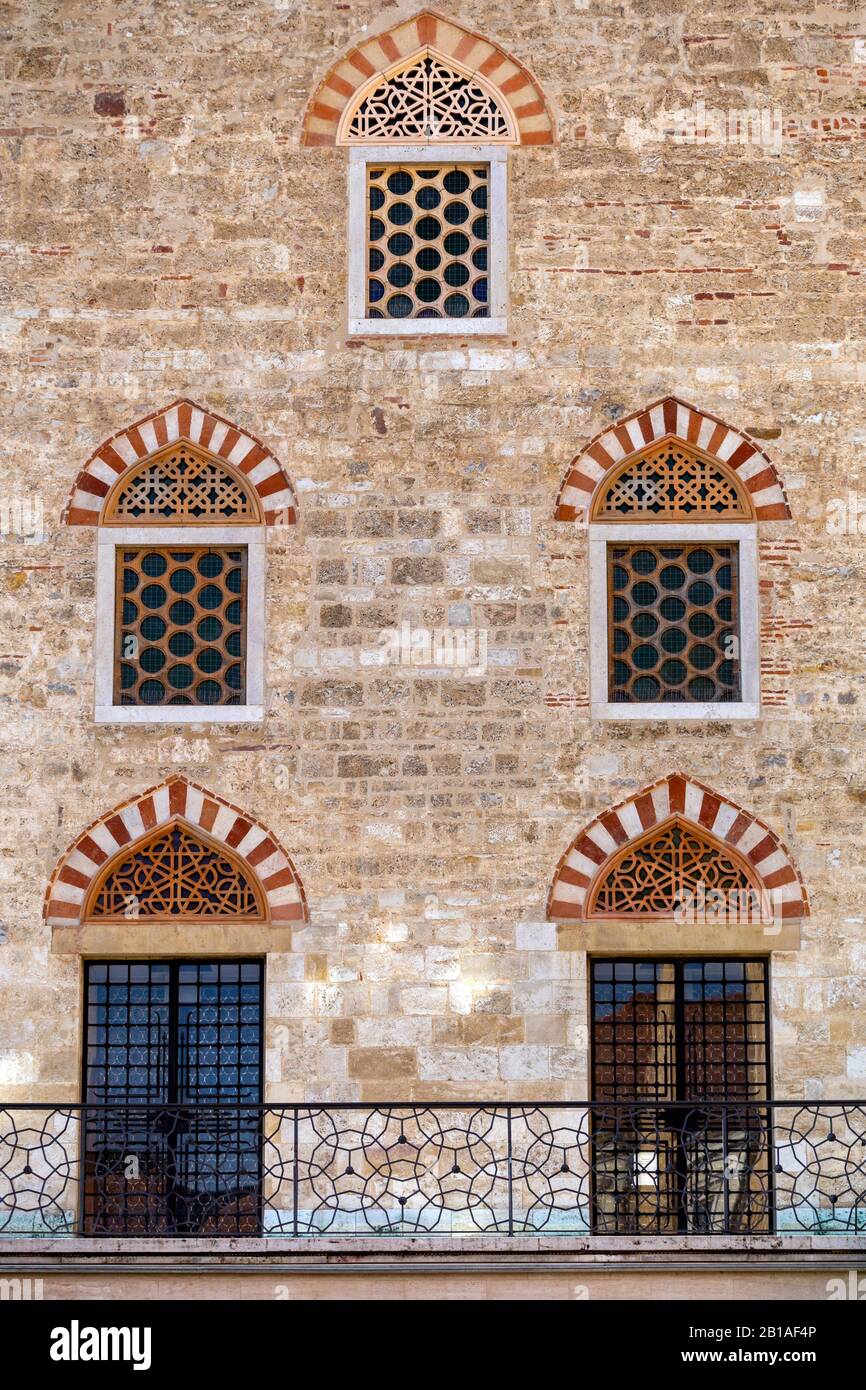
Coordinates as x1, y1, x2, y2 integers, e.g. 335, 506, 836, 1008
608, 542, 741, 704
88, 824, 264, 919
367, 164, 489, 320
589, 820, 758, 918
103, 442, 261, 523
116, 546, 246, 707
593, 442, 752, 521
347, 54, 513, 143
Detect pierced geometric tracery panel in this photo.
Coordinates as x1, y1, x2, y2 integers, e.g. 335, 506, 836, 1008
590, 820, 757, 918
347, 54, 513, 142
90, 825, 263, 920
104, 443, 259, 523
595, 443, 750, 520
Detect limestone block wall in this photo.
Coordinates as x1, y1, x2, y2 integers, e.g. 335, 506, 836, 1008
0, 1, 865, 1105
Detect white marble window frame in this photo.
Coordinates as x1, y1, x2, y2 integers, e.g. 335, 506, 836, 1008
94, 525, 266, 724
347, 144, 508, 336
588, 522, 760, 721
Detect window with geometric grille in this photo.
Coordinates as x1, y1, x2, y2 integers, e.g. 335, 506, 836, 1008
608, 542, 741, 704
82, 959, 264, 1235
87, 824, 266, 921
366, 163, 490, 321
348, 145, 507, 335
590, 958, 771, 1234
95, 464, 266, 725
115, 546, 247, 707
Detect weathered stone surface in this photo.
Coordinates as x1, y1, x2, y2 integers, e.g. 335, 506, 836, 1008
0, 0, 863, 1113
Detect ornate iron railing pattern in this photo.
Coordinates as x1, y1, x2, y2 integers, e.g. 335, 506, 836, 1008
1, 1102, 864, 1238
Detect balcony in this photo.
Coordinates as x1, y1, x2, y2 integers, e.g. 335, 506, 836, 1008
1, 1100, 865, 1240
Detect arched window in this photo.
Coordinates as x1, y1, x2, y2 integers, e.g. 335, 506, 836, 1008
301, 11, 554, 336
547, 775, 808, 1235
556, 397, 792, 720
45, 778, 307, 1236
64, 399, 298, 724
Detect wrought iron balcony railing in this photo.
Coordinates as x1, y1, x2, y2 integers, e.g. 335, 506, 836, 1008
1, 1101, 864, 1238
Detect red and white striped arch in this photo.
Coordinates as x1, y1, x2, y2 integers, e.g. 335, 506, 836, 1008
63, 399, 298, 526
45, 777, 308, 926
301, 9, 554, 147
547, 774, 808, 921
555, 396, 791, 523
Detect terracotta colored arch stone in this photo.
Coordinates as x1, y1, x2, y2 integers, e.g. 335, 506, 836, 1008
555, 396, 792, 523
46, 777, 308, 952
547, 773, 808, 924
302, 9, 554, 147
63, 399, 299, 526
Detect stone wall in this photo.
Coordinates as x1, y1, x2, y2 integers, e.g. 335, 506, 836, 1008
1, 0, 865, 1105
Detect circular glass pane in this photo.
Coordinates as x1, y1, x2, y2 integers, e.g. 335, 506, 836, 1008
443, 293, 470, 317
660, 596, 686, 622
387, 293, 413, 318
660, 565, 685, 590
141, 584, 166, 610
416, 186, 440, 210
634, 676, 660, 701
197, 648, 222, 674
197, 617, 223, 642
660, 659, 687, 685
139, 679, 165, 704
388, 201, 413, 226
632, 612, 658, 637
169, 600, 194, 625
168, 664, 194, 690
387, 170, 413, 195
631, 550, 657, 575
443, 169, 470, 194
443, 261, 469, 287
168, 631, 195, 658
631, 581, 658, 605
141, 553, 167, 577
690, 643, 716, 671
198, 584, 223, 610
660, 628, 687, 654
689, 611, 715, 638
141, 615, 165, 641
416, 216, 441, 241
387, 232, 412, 257
196, 680, 222, 705
140, 647, 165, 673
443, 231, 469, 256
633, 644, 659, 670
170, 568, 195, 594
387, 263, 412, 288
688, 580, 714, 606
416, 277, 440, 302
198, 552, 223, 578
687, 548, 714, 574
